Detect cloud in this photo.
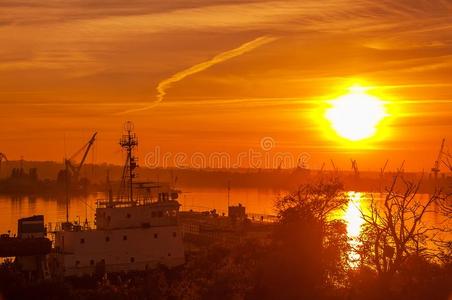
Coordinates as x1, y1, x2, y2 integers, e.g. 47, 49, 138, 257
119, 35, 277, 114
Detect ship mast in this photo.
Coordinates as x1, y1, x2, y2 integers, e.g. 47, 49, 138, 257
119, 121, 138, 202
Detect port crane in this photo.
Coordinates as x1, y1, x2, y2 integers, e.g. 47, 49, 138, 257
330, 159, 337, 172
64, 132, 97, 181
0, 152, 7, 177
442, 151, 452, 172
396, 160, 405, 174
380, 159, 389, 176
431, 138, 446, 178
351, 159, 359, 177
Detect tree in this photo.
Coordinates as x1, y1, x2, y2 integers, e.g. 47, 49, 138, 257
254, 178, 350, 299
358, 174, 450, 289
433, 189, 452, 265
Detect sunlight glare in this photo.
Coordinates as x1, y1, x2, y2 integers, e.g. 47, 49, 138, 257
344, 191, 365, 266
345, 191, 364, 238
325, 85, 387, 141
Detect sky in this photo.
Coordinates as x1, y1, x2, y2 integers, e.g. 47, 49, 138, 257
0, 0, 451, 171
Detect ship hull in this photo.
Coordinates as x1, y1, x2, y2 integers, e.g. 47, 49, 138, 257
51, 224, 184, 277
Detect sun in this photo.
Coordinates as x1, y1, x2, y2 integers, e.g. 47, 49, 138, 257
325, 85, 387, 141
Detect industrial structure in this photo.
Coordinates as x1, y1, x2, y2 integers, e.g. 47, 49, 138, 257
57, 132, 97, 187
49, 122, 185, 276
351, 159, 359, 178
431, 138, 452, 178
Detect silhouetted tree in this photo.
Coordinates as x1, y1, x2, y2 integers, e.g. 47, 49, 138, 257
358, 174, 451, 297
254, 178, 349, 300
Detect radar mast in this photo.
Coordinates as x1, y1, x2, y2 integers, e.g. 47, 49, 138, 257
119, 121, 138, 202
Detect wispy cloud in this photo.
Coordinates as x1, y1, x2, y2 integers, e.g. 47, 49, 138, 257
119, 35, 277, 114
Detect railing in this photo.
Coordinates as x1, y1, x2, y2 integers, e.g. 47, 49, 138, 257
46, 221, 92, 233
181, 206, 278, 223
247, 213, 278, 223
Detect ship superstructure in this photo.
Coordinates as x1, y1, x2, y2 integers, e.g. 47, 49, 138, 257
51, 122, 185, 276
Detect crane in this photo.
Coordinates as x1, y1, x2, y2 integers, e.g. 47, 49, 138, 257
64, 132, 97, 180
442, 150, 452, 172
330, 159, 337, 172
380, 159, 389, 177
350, 159, 359, 177
397, 160, 405, 174
0, 153, 7, 178
431, 138, 445, 179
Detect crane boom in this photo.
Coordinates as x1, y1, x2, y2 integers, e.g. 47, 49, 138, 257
443, 158, 452, 172
431, 138, 445, 178
351, 159, 359, 177
330, 159, 337, 171
442, 150, 451, 172
65, 132, 97, 179
380, 159, 389, 176
77, 132, 97, 172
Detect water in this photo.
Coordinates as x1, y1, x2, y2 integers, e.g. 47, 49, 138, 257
0, 194, 100, 235
0, 188, 283, 235
179, 187, 284, 216
0, 188, 449, 240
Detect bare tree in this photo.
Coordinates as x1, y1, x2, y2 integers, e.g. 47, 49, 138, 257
433, 189, 452, 264
437, 190, 452, 216
358, 174, 450, 284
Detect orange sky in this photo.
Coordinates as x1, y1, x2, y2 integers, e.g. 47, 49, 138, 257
0, 0, 451, 171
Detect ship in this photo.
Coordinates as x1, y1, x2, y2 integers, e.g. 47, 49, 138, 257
1, 122, 185, 277
48, 122, 185, 276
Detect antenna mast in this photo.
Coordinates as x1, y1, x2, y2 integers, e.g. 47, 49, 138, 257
119, 121, 138, 202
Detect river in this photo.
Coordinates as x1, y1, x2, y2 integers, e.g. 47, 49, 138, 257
0, 188, 449, 243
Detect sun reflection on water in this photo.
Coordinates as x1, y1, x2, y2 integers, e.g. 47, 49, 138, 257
345, 191, 365, 237
344, 191, 365, 265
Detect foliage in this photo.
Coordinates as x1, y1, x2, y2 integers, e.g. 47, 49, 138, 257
252, 179, 350, 299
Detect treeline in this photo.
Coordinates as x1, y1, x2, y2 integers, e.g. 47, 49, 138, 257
2, 160, 449, 193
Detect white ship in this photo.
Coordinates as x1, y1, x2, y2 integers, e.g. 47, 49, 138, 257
49, 122, 185, 276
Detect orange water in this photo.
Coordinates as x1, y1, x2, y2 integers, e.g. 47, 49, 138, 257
0, 189, 448, 240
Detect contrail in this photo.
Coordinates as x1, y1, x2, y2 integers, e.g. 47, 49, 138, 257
119, 36, 277, 114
